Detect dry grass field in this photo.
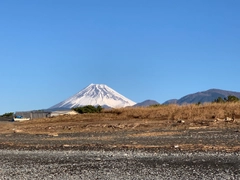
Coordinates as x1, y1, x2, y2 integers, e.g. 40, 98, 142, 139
0, 102, 240, 152
0, 102, 239, 134
1, 102, 240, 134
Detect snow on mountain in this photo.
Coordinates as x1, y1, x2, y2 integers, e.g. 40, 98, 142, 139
50, 84, 136, 109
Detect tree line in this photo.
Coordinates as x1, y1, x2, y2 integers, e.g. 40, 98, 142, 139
213, 95, 239, 103
0, 112, 13, 117
72, 105, 103, 114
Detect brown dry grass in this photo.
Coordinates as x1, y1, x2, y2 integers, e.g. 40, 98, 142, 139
1, 102, 240, 135
0, 103, 239, 152
103, 102, 240, 121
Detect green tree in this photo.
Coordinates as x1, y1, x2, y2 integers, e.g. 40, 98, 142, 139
226, 95, 239, 102
196, 102, 201, 105
213, 97, 225, 103
149, 104, 161, 107
0, 112, 14, 117
213, 95, 239, 103
96, 105, 103, 113
72, 105, 103, 114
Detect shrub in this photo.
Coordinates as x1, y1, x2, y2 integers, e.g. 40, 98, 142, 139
0, 112, 14, 117
213, 95, 239, 103
149, 104, 161, 107
226, 95, 239, 102
72, 105, 103, 114
213, 97, 225, 103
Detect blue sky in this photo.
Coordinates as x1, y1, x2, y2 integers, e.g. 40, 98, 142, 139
0, 0, 240, 114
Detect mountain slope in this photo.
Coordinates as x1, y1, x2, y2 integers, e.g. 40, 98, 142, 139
164, 89, 240, 105
134, 100, 160, 107
163, 99, 178, 105
50, 84, 136, 109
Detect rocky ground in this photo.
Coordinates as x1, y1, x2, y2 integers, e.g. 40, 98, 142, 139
0, 150, 239, 179
0, 119, 239, 152
0, 117, 239, 179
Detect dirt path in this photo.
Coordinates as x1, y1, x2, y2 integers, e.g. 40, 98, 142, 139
0, 116, 239, 152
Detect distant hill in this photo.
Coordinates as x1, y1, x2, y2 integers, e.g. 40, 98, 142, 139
134, 100, 160, 107
163, 89, 240, 105
163, 99, 178, 105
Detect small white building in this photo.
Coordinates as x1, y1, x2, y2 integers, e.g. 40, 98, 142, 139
15, 111, 51, 120
14, 110, 78, 120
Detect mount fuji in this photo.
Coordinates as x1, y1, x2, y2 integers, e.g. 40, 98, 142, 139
50, 84, 136, 109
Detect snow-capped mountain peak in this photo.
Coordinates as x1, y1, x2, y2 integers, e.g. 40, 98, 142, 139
50, 84, 136, 109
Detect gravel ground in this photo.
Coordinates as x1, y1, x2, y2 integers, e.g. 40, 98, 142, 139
0, 120, 240, 179
1, 128, 240, 151
0, 150, 239, 180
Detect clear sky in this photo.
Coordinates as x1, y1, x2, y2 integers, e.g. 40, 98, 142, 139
0, 0, 240, 114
